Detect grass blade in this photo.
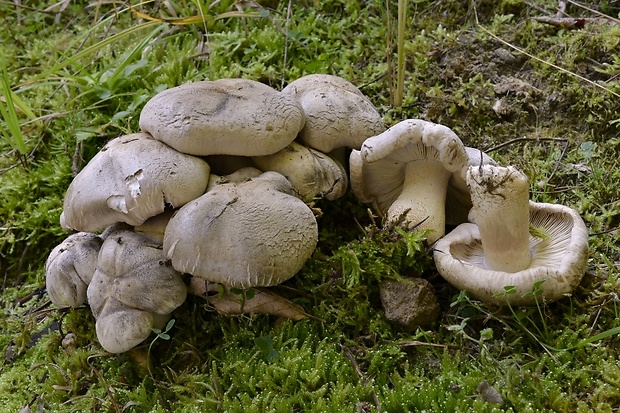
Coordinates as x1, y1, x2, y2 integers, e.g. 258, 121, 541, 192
0, 67, 27, 155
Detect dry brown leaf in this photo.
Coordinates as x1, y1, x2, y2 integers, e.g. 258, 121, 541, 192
188, 277, 308, 320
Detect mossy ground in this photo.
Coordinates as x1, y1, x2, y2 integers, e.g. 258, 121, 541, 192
1, 1, 619, 411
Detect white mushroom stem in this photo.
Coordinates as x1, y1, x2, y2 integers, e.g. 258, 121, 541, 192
386, 159, 451, 243
467, 165, 531, 273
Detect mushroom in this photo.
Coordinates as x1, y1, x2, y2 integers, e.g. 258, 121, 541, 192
282, 74, 385, 153
349, 119, 469, 243
433, 164, 589, 306
139, 78, 305, 156
252, 141, 348, 202
45, 232, 103, 308
445, 147, 498, 226
87, 228, 187, 353
60, 133, 210, 232
163, 170, 318, 289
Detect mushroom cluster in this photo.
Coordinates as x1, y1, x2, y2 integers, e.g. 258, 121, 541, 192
46, 74, 589, 353
46, 75, 385, 353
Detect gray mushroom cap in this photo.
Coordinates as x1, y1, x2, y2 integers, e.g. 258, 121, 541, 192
163, 171, 319, 288
252, 141, 348, 202
87, 229, 187, 353
433, 201, 589, 306
45, 232, 103, 308
139, 78, 306, 156
282, 74, 385, 152
61, 133, 210, 233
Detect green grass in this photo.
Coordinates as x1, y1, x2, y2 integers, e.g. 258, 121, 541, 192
1, 0, 620, 411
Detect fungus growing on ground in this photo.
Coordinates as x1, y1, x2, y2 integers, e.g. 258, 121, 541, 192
349, 119, 470, 243
252, 141, 348, 202
45, 232, 103, 308
87, 228, 187, 353
433, 164, 589, 306
139, 78, 305, 156
61, 133, 210, 232
163, 170, 318, 289
282, 74, 385, 153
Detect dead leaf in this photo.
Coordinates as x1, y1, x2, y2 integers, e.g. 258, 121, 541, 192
188, 277, 308, 320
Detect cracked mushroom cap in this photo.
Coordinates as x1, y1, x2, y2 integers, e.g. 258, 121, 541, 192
87, 229, 187, 353
163, 171, 318, 288
349, 119, 469, 242
282, 74, 385, 152
45, 232, 103, 308
139, 78, 305, 156
252, 141, 348, 202
60, 133, 210, 233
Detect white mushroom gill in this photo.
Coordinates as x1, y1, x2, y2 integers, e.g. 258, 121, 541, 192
446, 207, 578, 270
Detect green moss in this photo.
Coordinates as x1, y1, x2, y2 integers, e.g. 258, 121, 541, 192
2, 0, 620, 411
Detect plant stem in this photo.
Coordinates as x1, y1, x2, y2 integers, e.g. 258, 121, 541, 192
395, 0, 406, 107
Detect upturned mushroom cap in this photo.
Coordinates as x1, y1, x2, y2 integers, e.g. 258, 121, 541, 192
61, 133, 210, 232
163, 171, 318, 288
433, 202, 589, 306
45, 232, 103, 308
282, 74, 385, 152
139, 78, 305, 156
349, 119, 469, 243
87, 229, 187, 353
252, 141, 348, 202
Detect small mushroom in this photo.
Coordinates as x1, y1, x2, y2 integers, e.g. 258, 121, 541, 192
282, 74, 385, 152
139, 78, 305, 156
60, 133, 210, 232
45, 232, 103, 308
252, 141, 348, 202
163, 171, 318, 288
349, 119, 469, 243
433, 164, 589, 306
87, 229, 187, 353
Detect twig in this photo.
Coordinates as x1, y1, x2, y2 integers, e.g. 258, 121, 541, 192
398, 340, 459, 349
484, 137, 567, 153
566, 0, 620, 24
342, 346, 383, 413
533, 16, 610, 29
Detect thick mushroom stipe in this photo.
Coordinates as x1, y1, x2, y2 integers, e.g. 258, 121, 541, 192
467, 165, 532, 272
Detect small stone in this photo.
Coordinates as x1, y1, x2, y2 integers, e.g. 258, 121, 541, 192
379, 277, 440, 331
